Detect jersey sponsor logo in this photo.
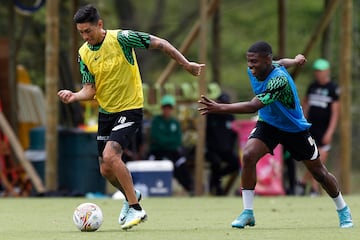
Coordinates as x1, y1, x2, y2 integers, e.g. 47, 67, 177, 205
102, 55, 120, 72
308, 93, 332, 108
315, 88, 329, 96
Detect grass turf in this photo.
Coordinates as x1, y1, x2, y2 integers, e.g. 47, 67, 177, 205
1, 195, 359, 240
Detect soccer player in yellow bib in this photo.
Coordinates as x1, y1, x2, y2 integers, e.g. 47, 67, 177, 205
58, 4, 204, 230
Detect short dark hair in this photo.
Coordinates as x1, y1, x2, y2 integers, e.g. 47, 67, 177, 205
73, 4, 100, 24
248, 41, 273, 56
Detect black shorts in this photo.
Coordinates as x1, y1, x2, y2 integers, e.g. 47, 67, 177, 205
97, 108, 143, 157
249, 121, 320, 161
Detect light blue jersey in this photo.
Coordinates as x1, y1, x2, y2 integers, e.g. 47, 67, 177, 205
248, 65, 311, 132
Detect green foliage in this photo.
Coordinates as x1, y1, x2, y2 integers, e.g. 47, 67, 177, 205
0, 0, 344, 95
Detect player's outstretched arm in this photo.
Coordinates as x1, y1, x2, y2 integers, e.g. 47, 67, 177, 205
57, 83, 96, 104
148, 35, 205, 76
276, 54, 307, 68
198, 95, 263, 115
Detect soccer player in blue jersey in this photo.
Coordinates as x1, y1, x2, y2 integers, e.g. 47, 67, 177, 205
58, 5, 204, 230
198, 41, 353, 229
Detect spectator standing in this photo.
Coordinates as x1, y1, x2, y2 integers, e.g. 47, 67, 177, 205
205, 92, 240, 195
298, 58, 340, 196
148, 95, 194, 194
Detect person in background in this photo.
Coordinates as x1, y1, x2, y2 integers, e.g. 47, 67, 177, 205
198, 41, 352, 229
205, 92, 240, 195
282, 148, 297, 195
148, 95, 194, 195
297, 58, 340, 196
57, 5, 204, 230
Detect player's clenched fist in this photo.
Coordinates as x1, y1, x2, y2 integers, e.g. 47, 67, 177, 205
57, 90, 76, 104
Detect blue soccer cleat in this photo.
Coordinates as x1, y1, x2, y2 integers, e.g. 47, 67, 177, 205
337, 206, 353, 228
119, 189, 142, 225
231, 209, 255, 228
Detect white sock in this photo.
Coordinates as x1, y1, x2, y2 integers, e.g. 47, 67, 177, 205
242, 189, 255, 210
332, 192, 347, 210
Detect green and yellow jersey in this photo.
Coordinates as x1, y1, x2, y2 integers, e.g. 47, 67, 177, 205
78, 30, 150, 113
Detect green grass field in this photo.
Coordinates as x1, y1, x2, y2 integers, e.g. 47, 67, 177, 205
1, 195, 359, 240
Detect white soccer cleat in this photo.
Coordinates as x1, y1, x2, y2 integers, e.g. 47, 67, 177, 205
118, 189, 142, 225
121, 208, 147, 230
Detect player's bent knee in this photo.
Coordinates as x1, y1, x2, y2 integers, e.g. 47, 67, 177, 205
241, 150, 258, 168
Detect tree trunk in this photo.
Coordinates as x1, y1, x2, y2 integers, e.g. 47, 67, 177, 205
211, 5, 221, 83
45, 0, 59, 191
321, 0, 333, 60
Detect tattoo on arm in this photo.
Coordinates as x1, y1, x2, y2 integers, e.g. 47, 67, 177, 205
110, 141, 123, 155
150, 36, 187, 65
157, 42, 164, 50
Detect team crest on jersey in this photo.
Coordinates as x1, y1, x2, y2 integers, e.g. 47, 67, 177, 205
121, 30, 129, 37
